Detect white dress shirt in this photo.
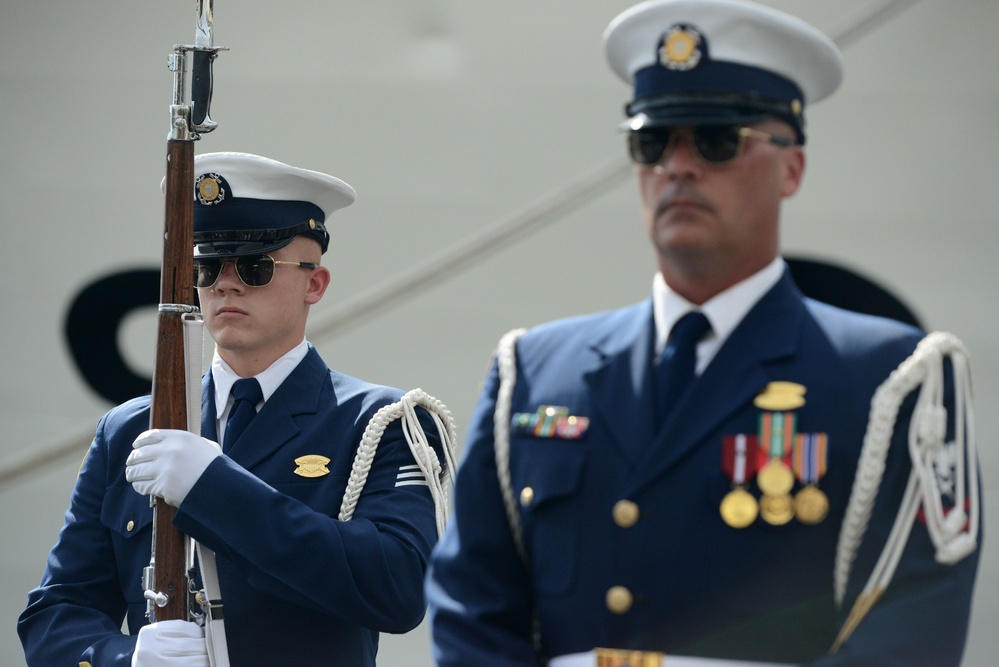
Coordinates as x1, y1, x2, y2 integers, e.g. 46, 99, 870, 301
652, 257, 785, 375
210, 339, 310, 447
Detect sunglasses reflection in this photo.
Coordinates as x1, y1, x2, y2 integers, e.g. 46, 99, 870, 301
194, 254, 319, 288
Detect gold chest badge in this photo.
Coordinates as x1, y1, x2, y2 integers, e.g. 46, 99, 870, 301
294, 455, 331, 478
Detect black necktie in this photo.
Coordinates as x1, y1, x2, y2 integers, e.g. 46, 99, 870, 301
224, 378, 262, 452
656, 311, 712, 424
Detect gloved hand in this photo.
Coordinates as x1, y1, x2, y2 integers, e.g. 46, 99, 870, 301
131, 619, 209, 667
126, 429, 222, 507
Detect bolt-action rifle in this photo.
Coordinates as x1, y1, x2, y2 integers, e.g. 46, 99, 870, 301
142, 0, 225, 624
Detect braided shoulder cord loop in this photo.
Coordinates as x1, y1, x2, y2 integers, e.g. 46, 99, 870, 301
338, 388, 457, 537
494, 328, 530, 566
831, 332, 978, 652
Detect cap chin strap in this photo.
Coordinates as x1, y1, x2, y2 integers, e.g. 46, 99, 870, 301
194, 217, 329, 257
624, 92, 805, 144
832, 331, 978, 652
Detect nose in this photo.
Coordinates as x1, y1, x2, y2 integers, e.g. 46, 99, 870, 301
211, 261, 245, 292
653, 132, 702, 180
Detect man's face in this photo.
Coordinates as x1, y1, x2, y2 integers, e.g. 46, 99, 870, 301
635, 120, 805, 291
198, 236, 329, 371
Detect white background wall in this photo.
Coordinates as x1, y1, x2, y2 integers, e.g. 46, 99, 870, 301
1, 1, 995, 665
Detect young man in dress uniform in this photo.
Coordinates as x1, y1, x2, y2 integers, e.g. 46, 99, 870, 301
426, 1, 980, 665
19, 152, 453, 666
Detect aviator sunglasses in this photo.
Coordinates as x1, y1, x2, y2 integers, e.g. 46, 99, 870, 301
627, 125, 795, 166
194, 254, 318, 288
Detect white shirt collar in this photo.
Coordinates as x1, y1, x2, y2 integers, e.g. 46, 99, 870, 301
211, 339, 311, 420
652, 257, 785, 372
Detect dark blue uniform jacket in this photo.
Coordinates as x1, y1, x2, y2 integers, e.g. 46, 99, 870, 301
20, 346, 442, 666
427, 270, 980, 667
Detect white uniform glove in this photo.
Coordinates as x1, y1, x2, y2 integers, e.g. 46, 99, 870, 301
131, 619, 210, 667
126, 429, 222, 507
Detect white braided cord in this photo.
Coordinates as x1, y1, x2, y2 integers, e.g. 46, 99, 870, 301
494, 328, 530, 566
833, 331, 978, 611
338, 389, 458, 537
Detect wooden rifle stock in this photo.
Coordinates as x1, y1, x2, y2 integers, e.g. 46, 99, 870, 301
148, 139, 196, 622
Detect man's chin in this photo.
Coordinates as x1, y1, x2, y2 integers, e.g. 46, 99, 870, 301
656, 229, 712, 258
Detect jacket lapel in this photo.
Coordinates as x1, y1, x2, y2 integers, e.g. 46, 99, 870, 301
223, 347, 329, 470
583, 300, 658, 467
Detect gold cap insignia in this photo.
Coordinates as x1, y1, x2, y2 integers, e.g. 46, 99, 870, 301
196, 173, 226, 205
294, 454, 331, 478
660, 25, 702, 71
754, 381, 807, 411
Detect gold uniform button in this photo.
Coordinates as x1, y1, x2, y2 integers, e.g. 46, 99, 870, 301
612, 500, 640, 528
126, 520, 135, 532
606, 586, 634, 614
520, 486, 535, 507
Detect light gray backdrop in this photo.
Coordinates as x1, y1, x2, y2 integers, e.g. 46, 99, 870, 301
1, 1, 995, 665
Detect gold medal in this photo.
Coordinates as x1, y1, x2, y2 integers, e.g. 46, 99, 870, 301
794, 485, 829, 525
720, 487, 759, 529
760, 493, 794, 525
757, 458, 795, 496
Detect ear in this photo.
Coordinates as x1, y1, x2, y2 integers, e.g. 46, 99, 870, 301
304, 265, 331, 305
779, 146, 806, 198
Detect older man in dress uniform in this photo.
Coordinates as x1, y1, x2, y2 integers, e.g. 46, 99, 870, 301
426, 1, 980, 666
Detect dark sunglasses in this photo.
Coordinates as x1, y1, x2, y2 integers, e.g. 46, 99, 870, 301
194, 254, 319, 288
627, 125, 795, 166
